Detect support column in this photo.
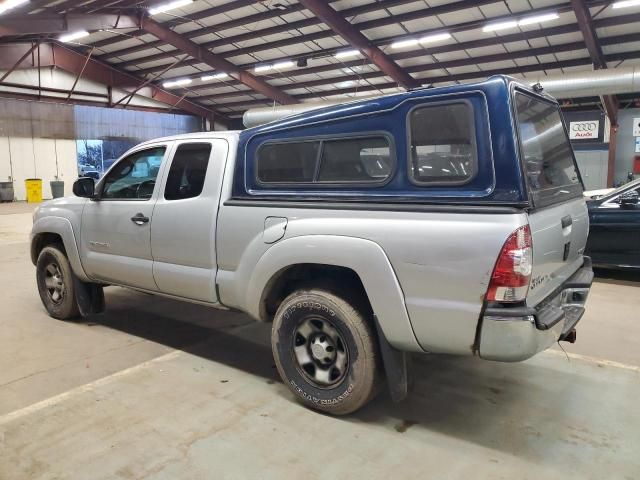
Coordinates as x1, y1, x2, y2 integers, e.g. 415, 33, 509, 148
607, 121, 618, 188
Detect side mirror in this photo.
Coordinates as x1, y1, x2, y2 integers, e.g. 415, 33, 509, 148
73, 177, 96, 198
619, 192, 639, 208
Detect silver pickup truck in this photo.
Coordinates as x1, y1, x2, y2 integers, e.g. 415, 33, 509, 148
31, 76, 593, 415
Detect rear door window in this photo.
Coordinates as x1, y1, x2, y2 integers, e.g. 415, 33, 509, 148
408, 102, 476, 185
515, 92, 582, 207
164, 143, 212, 200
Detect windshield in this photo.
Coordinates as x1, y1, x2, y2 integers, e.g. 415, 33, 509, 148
515, 92, 583, 208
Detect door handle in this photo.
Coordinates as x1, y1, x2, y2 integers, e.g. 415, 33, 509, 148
561, 215, 573, 228
131, 213, 149, 225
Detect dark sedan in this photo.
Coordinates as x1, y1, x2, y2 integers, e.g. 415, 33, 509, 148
586, 179, 640, 269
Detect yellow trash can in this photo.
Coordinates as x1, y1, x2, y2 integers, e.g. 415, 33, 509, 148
25, 178, 43, 203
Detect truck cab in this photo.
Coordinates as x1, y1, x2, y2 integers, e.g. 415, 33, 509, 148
31, 76, 593, 415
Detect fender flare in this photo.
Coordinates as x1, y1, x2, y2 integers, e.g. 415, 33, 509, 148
246, 234, 422, 353
31, 216, 90, 282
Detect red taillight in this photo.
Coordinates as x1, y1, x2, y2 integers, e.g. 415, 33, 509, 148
486, 224, 533, 303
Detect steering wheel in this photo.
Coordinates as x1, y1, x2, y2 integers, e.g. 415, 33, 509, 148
136, 179, 156, 199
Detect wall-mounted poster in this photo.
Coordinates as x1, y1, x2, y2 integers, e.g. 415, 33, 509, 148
569, 120, 600, 140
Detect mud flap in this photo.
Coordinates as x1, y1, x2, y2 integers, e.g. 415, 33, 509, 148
73, 276, 105, 316
374, 316, 411, 402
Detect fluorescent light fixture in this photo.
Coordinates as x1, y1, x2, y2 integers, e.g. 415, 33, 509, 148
391, 38, 419, 49
336, 80, 355, 88
419, 32, 452, 44
482, 20, 518, 32
612, 0, 640, 7
272, 60, 294, 69
483, 13, 558, 32
518, 12, 559, 26
201, 72, 229, 81
0, 0, 29, 14
59, 30, 90, 43
149, 0, 193, 15
335, 49, 361, 59
392, 32, 451, 49
162, 78, 192, 88
342, 66, 364, 74
254, 60, 295, 73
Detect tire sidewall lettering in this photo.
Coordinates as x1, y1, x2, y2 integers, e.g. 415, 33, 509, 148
282, 301, 336, 321
290, 379, 354, 405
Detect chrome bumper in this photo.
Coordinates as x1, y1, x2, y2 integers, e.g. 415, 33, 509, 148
478, 258, 593, 362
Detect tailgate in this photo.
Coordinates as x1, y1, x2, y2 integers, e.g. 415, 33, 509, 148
526, 197, 589, 307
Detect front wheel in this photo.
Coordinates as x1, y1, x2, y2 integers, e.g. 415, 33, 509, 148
271, 288, 381, 415
36, 246, 80, 320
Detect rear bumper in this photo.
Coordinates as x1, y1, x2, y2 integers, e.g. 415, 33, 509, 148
478, 257, 593, 362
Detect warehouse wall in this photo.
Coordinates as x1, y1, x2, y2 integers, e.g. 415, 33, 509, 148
0, 137, 77, 200
562, 108, 640, 187
0, 97, 201, 201
614, 108, 640, 183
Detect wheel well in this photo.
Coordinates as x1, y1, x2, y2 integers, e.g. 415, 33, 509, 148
31, 232, 64, 265
259, 264, 372, 322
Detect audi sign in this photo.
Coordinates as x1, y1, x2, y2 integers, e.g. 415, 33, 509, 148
569, 120, 599, 140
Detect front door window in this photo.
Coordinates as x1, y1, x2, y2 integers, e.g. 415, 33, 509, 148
101, 147, 166, 200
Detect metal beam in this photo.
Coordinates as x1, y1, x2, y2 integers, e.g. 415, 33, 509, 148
65, 46, 94, 101
97, 0, 426, 61
0, 90, 203, 116
112, 54, 187, 107
571, 0, 607, 68
0, 41, 228, 124
196, 39, 593, 102
274, 0, 415, 89
128, 0, 608, 77
139, 17, 297, 105
0, 13, 139, 36
571, 0, 618, 124
217, 50, 640, 113
158, 22, 640, 98
0, 43, 55, 69
0, 42, 40, 83
91, 0, 330, 50
159, 21, 585, 87
48, 43, 225, 123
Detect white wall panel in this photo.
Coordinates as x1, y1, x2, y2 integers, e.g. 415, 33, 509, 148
33, 139, 59, 199
0, 137, 12, 183
55, 139, 79, 196
0, 137, 77, 201
8, 137, 36, 201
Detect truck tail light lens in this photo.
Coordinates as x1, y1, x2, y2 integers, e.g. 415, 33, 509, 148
486, 224, 532, 303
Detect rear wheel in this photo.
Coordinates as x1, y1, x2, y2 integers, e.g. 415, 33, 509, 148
36, 246, 80, 320
271, 288, 381, 415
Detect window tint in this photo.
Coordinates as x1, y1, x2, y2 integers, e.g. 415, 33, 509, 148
164, 143, 212, 200
101, 147, 165, 199
257, 142, 319, 183
256, 136, 393, 184
515, 93, 582, 207
318, 137, 392, 182
409, 103, 476, 184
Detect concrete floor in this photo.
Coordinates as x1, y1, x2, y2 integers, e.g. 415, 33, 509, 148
1, 201, 639, 479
